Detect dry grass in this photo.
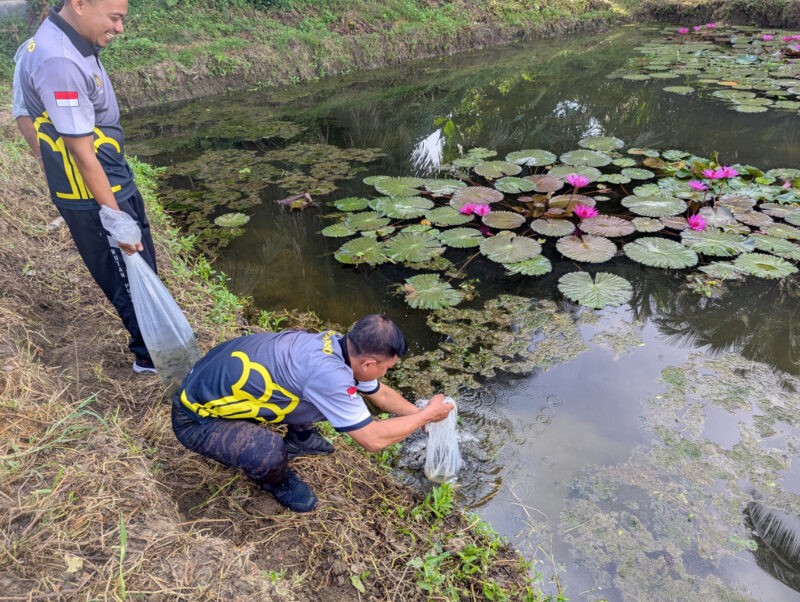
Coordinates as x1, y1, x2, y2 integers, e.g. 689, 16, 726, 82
0, 104, 535, 600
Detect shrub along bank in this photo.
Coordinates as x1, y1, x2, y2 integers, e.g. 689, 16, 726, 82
6, 0, 800, 109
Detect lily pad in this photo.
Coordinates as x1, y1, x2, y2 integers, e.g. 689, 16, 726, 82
335, 236, 387, 265
699, 262, 744, 279
559, 149, 613, 167
556, 235, 617, 263
750, 233, 800, 260
495, 177, 536, 194
480, 231, 542, 263
598, 173, 632, 185
579, 215, 636, 237
346, 211, 391, 231
333, 197, 370, 211
505, 256, 553, 276
527, 175, 565, 193
733, 211, 773, 227
374, 177, 426, 197
531, 219, 576, 237
373, 196, 434, 219
621, 195, 686, 217
426, 206, 474, 227
438, 227, 484, 248
451, 186, 504, 209
363, 175, 389, 186
632, 217, 665, 232
578, 136, 625, 152
718, 194, 757, 212
734, 252, 798, 278
548, 166, 603, 182
549, 194, 596, 209
321, 222, 356, 237
403, 273, 464, 309
214, 212, 250, 228
762, 222, 800, 240
474, 161, 522, 179
783, 211, 800, 226
505, 149, 557, 166
452, 157, 482, 168
385, 231, 444, 263
621, 168, 655, 180
482, 211, 526, 230
632, 183, 661, 197
557, 272, 633, 309
680, 228, 753, 256
613, 157, 637, 168
660, 216, 689, 231
623, 237, 698, 268
424, 179, 467, 197
663, 85, 695, 94
467, 147, 497, 159
662, 149, 690, 161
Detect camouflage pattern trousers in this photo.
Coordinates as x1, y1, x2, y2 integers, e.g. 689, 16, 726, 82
171, 396, 307, 485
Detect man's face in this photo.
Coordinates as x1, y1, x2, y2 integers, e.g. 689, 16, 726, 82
353, 355, 398, 382
76, 0, 127, 48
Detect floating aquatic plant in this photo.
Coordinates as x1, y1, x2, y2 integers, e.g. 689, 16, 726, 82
402, 274, 464, 309
623, 237, 699, 268
734, 253, 798, 278
480, 231, 542, 263
214, 212, 250, 228
557, 272, 633, 309
556, 235, 617, 263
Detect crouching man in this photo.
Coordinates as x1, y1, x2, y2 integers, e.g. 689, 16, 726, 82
172, 314, 453, 512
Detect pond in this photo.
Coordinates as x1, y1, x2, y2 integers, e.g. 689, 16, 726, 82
125, 23, 800, 601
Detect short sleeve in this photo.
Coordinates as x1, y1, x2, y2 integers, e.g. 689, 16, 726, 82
12, 45, 28, 119
303, 367, 372, 432
34, 57, 94, 136
356, 379, 380, 395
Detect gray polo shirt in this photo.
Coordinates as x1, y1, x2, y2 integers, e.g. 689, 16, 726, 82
17, 8, 136, 210
179, 330, 378, 431
12, 40, 30, 119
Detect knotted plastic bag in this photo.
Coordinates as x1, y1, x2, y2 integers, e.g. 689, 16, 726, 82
100, 206, 201, 391
420, 396, 462, 483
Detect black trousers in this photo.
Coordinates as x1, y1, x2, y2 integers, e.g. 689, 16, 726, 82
57, 189, 157, 361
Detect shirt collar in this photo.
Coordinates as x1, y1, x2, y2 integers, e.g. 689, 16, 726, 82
338, 334, 352, 368
48, 7, 100, 57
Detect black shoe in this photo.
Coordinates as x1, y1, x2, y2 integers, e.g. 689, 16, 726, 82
133, 358, 157, 374
261, 468, 317, 512
284, 427, 335, 459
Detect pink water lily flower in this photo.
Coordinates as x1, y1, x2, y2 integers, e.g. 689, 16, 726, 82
687, 214, 707, 231
795, 44, 800, 51
763, 35, 774, 41
459, 202, 477, 215
783, 181, 792, 189
783, 36, 792, 42
706, 23, 716, 29
573, 203, 599, 219
792, 34, 800, 40
472, 204, 491, 216
693, 25, 703, 31
566, 173, 590, 189
718, 165, 739, 178
679, 28, 689, 34
688, 180, 708, 191
702, 168, 724, 179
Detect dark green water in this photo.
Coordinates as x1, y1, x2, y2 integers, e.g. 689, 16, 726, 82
126, 24, 800, 601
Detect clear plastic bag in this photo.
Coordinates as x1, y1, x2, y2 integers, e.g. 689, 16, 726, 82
420, 396, 462, 483
100, 207, 201, 391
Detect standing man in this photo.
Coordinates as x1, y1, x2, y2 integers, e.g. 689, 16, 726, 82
17, 0, 158, 373
172, 315, 455, 512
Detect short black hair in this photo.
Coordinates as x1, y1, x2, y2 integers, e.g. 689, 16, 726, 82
347, 314, 407, 358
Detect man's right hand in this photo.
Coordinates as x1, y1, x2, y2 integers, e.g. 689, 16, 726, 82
423, 394, 454, 423
118, 241, 143, 256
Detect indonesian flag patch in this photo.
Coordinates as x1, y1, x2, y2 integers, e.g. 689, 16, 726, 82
54, 91, 79, 107
347, 386, 358, 397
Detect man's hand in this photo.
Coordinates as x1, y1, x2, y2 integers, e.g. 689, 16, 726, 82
118, 241, 143, 256
421, 394, 454, 423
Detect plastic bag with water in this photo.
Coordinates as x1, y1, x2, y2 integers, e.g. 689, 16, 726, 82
420, 396, 462, 483
100, 207, 201, 391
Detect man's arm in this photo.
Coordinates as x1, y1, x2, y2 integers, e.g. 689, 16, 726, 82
363, 383, 419, 416
62, 135, 141, 255
346, 394, 452, 452
15, 116, 46, 177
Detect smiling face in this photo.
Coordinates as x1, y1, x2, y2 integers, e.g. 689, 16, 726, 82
70, 0, 128, 48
